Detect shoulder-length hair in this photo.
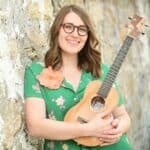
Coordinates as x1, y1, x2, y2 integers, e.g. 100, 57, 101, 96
45, 5, 101, 77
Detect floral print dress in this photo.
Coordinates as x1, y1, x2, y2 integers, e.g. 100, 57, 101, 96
24, 62, 132, 150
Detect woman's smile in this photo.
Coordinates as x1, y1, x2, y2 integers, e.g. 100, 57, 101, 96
66, 38, 80, 46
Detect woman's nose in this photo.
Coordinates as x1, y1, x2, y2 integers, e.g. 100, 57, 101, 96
72, 27, 79, 36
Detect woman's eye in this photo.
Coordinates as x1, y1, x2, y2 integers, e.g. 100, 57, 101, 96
79, 27, 88, 32
65, 25, 73, 29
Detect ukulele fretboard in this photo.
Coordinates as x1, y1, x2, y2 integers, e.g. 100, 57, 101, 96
98, 36, 134, 98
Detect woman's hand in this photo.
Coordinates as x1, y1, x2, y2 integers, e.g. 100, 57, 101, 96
86, 111, 114, 137
98, 105, 131, 146
99, 118, 123, 146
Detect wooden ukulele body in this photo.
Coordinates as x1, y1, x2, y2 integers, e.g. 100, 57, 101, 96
64, 80, 119, 147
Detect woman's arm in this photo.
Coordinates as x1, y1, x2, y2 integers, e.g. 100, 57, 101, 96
25, 97, 113, 140
113, 104, 131, 133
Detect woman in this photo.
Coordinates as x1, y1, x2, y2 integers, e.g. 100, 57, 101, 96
24, 4, 132, 150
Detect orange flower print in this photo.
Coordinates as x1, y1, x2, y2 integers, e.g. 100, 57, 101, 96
37, 66, 64, 89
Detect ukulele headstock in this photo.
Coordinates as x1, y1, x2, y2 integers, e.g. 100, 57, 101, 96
127, 14, 148, 38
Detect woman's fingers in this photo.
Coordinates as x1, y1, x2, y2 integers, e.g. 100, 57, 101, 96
111, 118, 119, 128
100, 133, 122, 143
103, 128, 122, 135
100, 133, 122, 140
99, 134, 122, 146
99, 125, 122, 146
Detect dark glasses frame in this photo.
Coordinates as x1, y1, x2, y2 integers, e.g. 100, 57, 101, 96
61, 23, 89, 36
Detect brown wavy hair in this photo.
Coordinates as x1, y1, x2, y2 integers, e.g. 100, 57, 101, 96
45, 5, 101, 77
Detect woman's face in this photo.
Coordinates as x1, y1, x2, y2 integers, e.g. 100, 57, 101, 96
58, 11, 88, 55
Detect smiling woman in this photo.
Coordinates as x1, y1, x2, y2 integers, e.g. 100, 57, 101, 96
24, 4, 132, 150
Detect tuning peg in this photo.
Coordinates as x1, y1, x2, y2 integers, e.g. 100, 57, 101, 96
141, 32, 145, 35
144, 24, 149, 28
128, 17, 132, 20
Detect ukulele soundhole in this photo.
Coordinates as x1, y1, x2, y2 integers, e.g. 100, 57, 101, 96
91, 96, 105, 111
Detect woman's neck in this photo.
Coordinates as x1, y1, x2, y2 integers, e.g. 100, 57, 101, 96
61, 53, 82, 91
61, 53, 79, 71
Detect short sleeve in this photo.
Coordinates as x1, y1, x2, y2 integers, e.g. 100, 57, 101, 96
24, 65, 43, 99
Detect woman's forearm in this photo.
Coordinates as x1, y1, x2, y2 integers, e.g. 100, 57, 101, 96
25, 98, 88, 140
117, 114, 131, 134
113, 105, 131, 134
27, 118, 87, 140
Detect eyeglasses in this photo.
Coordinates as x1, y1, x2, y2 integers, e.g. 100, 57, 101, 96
61, 23, 89, 36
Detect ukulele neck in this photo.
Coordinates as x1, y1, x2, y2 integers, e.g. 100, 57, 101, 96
98, 36, 134, 98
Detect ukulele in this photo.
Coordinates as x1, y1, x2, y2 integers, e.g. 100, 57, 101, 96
64, 15, 145, 147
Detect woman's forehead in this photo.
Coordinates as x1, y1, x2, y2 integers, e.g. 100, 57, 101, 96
62, 12, 85, 26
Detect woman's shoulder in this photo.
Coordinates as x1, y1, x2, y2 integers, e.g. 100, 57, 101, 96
101, 63, 109, 71
26, 61, 44, 68
25, 61, 45, 75
101, 63, 110, 80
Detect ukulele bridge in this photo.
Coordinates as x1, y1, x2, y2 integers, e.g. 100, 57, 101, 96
77, 116, 89, 124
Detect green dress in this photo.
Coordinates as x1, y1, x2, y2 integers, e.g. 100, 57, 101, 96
24, 62, 132, 150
